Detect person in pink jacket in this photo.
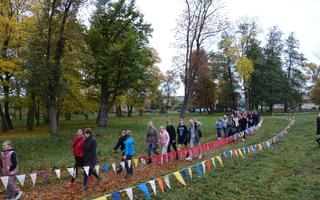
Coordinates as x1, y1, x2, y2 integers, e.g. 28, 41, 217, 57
159, 126, 170, 164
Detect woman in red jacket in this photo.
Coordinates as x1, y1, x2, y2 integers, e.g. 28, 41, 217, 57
65, 129, 85, 188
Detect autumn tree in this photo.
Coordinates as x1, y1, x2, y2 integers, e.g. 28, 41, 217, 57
175, 0, 228, 119
160, 70, 180, 113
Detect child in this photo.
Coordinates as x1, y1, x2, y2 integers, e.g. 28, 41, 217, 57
123, 130, 135, 178
65, 129, 85, 189
159, 126, 170, 164
1, 141, 23, 200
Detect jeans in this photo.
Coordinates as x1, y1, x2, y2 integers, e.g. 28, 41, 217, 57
125, 155, 133, 175
217, 128, 222, 138
223, 127, 228, 138
83, 165, 100, 187
147, 144, 158, 159
7, 176, 19, 199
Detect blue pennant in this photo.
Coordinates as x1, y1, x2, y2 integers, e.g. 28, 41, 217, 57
103, 163, 109, 172
112, 192, 120, 200
195, 163, 203, 177
138, 183, 150, 200
181, 169, 189, 181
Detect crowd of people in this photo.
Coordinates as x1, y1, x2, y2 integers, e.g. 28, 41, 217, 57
215, 110, 260, 141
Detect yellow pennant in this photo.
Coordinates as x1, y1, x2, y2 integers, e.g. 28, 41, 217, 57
258, 143, 263, 151
94, 196, 106, 200
237, 149, 245, 158
215, 156, 224, 167
173, 171, 186, 186
133, 159, 139, 167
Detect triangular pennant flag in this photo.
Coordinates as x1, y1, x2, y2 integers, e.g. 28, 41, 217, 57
125, 187, 134, 200
188, 167, 193, 179
138, 183, 150, 200
181, 169, 189, 181
67, 167, 75, 178
128, 160, 132, 169
173, 171, 186, 186
206, 160, 211, 173
95, 165, 100, 175
94, 196, 106, 200
112, 192, 120, 200
149, 180, 157, 195
201, 161, 206, 174
54, 169, 61, 179
156, 178, 165, 192
30, 173, 37, 186
133, 159, 139, 167
215, 156, 224, 167
211, 157, 216, 168
1, 176, 9, 189
16, 174, 26, 186
84, 166, 90, 176
195, 163, 203, 177
120, 161, 125, 169
164, 175, 171, 189
234, 150, 239, 158
103, 163, 109, 172
238, 149, 245, 158
258, 143, 263, 151
112, 163, 116, 172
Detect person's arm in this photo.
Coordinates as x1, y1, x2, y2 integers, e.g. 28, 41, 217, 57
9, 152, 17, 172
113, 138, 121, 151
165, 131, 170, 146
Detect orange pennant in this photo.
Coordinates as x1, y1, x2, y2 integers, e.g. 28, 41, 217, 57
157, 178, 165, 192
206, 159, 211, 173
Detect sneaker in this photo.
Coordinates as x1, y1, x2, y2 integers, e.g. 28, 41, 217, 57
14, 191, 23, 200
185, 157, 192, 161
64, 181, 74, 189
198, 155, 203, 159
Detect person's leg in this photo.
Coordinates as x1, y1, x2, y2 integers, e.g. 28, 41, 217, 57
7, 176, 19, 199
152, 147, 158, 155
89, 166, 100, 180
167, 141, 171, 153
125, 155, 133, 176
147, 144, 152, 163
172, 141, 177, 151
316, 137, 320, 145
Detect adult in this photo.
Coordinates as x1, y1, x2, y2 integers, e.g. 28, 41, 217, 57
159, 126, 170, 164
247, 111, 255, 128
113, 129, 128, 173
222, 115, 228, 138
146, 122, 159, 164
1, 141, 23, 200
186, 119, 201, 161
166, 120, 177, 153
65, 129, 85, 189
215, 117, 223, 140
239, 114, 248, 141
123, 130, 135, 178
176, 118, 189, 159
316, 114, 320, 145
83, 128, 101, 190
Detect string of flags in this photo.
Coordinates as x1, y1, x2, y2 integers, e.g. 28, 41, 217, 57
93, 118, 294, 200
0, 119, 264, 189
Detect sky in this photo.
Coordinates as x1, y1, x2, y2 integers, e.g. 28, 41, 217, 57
134, 0, 320, 95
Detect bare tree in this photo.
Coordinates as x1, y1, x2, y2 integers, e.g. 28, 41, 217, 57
174, 0, 228, 118
160, 70, 180, 113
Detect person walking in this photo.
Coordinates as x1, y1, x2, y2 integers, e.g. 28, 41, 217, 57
146, 122, 159, 164
159, 126, 170, 164
222, 115, 228, 138
82, 128, 101, 190
186, 119, 201, 161
215, 117, 223, 140
65, 129, 85, 189
123, 130, 135, 178
113, 129, 128, 174
1, 141, 23, 200
176, 118, 189, 159
316, 114, 320, 145
166, 120, 177, 153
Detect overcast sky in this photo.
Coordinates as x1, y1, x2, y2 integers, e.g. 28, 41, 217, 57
134, 0, 320, 95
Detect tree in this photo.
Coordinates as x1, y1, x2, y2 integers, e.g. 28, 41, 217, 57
87, 0, 153, 127
175, 0, 228, 119
160, 70, 180, 113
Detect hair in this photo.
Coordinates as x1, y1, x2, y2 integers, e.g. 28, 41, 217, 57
3, 140, 12, 147
121, 129, 127, 132
84, 128, 92, 135
77, 129, 83, 134
127, 130, 133, 135
148, 121, 154, 128
159, 125, 164, 130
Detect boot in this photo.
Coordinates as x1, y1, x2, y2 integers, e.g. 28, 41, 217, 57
146, 158, 152, 164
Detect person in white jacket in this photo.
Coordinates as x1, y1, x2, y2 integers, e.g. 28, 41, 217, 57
159, 126, 170, 164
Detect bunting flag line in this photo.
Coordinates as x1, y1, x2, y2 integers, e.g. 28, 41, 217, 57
211, 157, 216, 168
30, 173, 37, 186
215, 156, 224, 167
188, 167, 193, 179
138, 183, 151, 200
84, 166, 90, 176
164, 175, 171, 189
173, 171, 186, 186
195, 163, 203, 177
16, 174, 26, 186
149, 180, 157, 195
156, 178, 165, 192
1, 176, 8, 189
103, 163, 109, 172
112, 163, 116, 172
238, 149, 245, 158
95, 165, 100, 175
128, 160, 132, 169
206, 159, 211, 173
181, 169, 189, 181
120, 161, 125, 170
125, 187, 134, 200
67, 167, 75, 178
133, 159, 139, 167
112, 191, 120, 200
201, 161, 206, 174
54, 169, 61, 179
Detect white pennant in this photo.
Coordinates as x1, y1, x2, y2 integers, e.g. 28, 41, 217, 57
30, 173, 37, 186
16, 174, 26, 186
164, 175, 171, 189
149, 180, 157, 195
1, 176, 9, 189
54, 169, 61, 179
112, 163, 116, 172
201, 161, 206, 174
127, 160, 132, 169
141, 158, 146, 165
211, 157, 216, 168
84, 166, 90, 176
234, 150, 239, 158
188, 167, 192, 179
125, 187, 134, 200
67, 167, 75, 178
120, 161, 125, 169
95, 165, 100, 175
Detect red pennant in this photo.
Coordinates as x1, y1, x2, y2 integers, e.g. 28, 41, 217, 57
206, 160, 211, 172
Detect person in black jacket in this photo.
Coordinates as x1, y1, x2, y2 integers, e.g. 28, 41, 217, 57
166, 120, 177, 153
316, 114, 320, 145
113, 129, 128, 173
83, 128, 101, 190
176, 119, 189, 159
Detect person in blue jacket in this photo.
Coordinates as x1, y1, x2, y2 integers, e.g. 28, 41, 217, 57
123, 130, 135, 178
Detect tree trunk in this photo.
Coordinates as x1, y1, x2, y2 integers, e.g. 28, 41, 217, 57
0, 104, 8, 132
26, 93, 36, 130
139, 109, 142, 116
36, 99, 40, 125
4, 84, 13, 130
127, 105, 133, 117
97, 74, 108, 126
84, 113, 88, 120
19, 107, 22, 120
65, 113, 71, 120
48, 102, 58, 136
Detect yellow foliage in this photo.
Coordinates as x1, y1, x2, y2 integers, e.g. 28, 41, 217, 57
236, 56, 254, 82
